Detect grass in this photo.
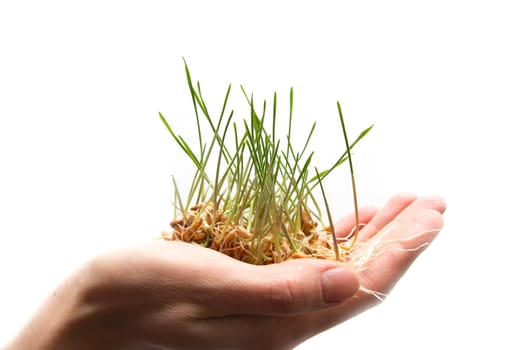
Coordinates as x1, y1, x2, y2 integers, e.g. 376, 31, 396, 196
159, 60, 373, 265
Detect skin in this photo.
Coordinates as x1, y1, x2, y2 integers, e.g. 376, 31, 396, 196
4, 193, 445, 350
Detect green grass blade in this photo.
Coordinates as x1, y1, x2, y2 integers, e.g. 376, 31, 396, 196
315, 168, 339, 260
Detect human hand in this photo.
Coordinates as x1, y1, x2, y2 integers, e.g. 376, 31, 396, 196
5, 193, 444, 350
305, 192, 446, 333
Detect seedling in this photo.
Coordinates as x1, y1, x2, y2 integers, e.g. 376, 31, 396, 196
160, 61, 373, 265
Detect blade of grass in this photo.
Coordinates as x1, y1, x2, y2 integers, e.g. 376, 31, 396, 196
159, 112, 201, 169
337, 102, 364, 247
183, 58, 204, 154
315, 167, 339, 260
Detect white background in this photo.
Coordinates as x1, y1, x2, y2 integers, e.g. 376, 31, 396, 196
1, 1, 524, 349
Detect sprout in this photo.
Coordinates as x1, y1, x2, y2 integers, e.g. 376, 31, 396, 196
159, 61, 373, 265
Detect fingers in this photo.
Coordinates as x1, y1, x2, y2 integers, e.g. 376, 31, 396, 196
274, 195, 447, 338
379, 194, 446, 247
354, 194, 446, 295
192, 194, 444, 319
334, 206, 378, 239
355, 192, 418, 242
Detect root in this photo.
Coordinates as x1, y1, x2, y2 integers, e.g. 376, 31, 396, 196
161, 201, 440, 273
337, 222, 366, 242
358, 285, 387, 301
346, 225, 441, 300
346, 223, 440, 271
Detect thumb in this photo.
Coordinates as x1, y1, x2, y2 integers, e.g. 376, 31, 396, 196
219, 259, 360, 316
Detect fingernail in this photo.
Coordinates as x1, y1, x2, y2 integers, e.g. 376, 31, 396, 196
321, 267, 359, 303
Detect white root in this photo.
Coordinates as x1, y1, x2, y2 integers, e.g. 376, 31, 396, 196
347, 225, 442, 300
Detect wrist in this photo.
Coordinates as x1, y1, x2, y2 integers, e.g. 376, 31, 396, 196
5, 275, 84, 349
6, 260, 130, 350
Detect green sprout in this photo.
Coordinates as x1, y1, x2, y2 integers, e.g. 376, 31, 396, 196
159, 61, 373, 265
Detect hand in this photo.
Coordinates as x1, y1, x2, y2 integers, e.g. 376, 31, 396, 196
5, 193, 445, 350
306, 192, 446, 332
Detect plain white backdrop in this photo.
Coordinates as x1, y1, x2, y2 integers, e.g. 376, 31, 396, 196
1, 1, 524, 348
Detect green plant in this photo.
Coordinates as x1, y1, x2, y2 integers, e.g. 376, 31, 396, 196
160, 61, 372, 265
